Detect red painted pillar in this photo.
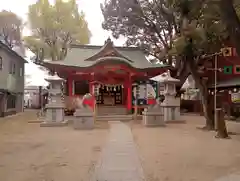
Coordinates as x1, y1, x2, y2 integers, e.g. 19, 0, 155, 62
88, 81, 95, 110
123, 82, 127, 107
68, 77, 73, 96
89, 82, 93, 95
127, 75, 132, 111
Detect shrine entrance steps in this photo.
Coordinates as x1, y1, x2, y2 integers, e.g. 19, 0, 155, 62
96, 106, 133, 121
96, 114, 133, 122
97, 105, 127, 115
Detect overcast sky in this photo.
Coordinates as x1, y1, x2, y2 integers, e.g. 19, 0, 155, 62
0, 0, 125, 86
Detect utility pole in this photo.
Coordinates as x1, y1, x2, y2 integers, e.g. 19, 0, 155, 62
205, 52, 222, 128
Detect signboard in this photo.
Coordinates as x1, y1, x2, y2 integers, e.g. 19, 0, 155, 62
132, 80, 158, 105
231, 93, 240, 103
224, 65, 240, 74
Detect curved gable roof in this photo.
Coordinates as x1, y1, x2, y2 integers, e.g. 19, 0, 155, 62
43, 38, 168, 70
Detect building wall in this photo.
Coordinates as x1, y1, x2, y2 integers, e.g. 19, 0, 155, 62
0, 47, 25, 117
24, 86, 47, 109
0, 49, 24, 92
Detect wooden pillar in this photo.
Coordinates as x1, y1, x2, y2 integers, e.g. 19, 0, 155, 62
134, 84, 139, 120
123, 82, 128, 107
127, 75, 132, 112
89, 82, 93, 94
89, 81, 96, 111
68, 77, 73, 96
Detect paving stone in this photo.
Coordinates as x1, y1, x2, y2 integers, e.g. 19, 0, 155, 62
215, 174, 240, 181
90, 121, 145, 181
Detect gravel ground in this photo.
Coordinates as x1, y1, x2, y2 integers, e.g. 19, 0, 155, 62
131, 115, 240, 181
0, 110, 108, 181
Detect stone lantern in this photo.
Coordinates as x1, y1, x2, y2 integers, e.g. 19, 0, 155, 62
40, 72, 68, 127
159, 70, 181, 122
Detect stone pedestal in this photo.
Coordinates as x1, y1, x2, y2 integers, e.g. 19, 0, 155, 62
142, 106, 165, 127
41, 103, 68, 127
162, 96, 181, 122
73, 107, 94, 130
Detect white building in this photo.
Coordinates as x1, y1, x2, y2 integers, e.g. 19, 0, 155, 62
24, 86, 47, 108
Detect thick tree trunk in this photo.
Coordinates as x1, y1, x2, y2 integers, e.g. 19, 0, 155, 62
201, 91, 215, 129
186, 58, 215, 129
219, 0, 240, 55
215, 108, 229, 138
181, 3, 215, 129
194, 76, 215, 130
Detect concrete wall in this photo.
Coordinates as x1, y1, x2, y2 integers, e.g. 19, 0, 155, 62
0, 49, 24, 93
0, 92, 23, 117
0, 46, 25, 117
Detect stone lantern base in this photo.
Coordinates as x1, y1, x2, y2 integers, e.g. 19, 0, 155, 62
40, 103, 68, 127
142, 106, 165, 127
73, 107, 94, 130
40, 120, 68, 127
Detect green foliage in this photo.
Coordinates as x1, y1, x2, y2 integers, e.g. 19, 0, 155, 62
24, 0, 91, 61
101, 0, 180, 62
101, 0, 230, 65
0, 10, 22, 47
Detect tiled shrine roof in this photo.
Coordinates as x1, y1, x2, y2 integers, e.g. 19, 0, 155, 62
43, 38, 168, 70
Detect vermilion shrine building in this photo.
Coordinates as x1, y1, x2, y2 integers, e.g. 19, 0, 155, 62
42, 38, 168, 114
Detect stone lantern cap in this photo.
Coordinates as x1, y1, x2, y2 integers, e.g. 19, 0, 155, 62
150, 70, 180, 83
45, 72, 65, 82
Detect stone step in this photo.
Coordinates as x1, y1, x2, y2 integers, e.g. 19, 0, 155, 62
97, 106, 127, 115
98, 112, 127, 115
96, 115, 133, 121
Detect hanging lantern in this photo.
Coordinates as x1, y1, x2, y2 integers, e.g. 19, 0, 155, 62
122, 85, 124, 88
229, 90, 232, 94
208, 90, 211, 94
211, 91, 214, 95
114, 86, 116, 91
234, 88, 237, 92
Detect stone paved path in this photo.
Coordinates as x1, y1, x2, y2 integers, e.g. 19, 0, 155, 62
90, 121, 145, 181
215, 174, 240, 181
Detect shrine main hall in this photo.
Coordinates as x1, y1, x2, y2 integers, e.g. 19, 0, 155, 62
42, 38, 169, 114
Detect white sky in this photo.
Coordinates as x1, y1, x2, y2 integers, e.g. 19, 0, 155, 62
0, 0, 125, 86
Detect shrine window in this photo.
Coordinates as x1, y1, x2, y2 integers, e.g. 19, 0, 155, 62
74, 81, 89, 95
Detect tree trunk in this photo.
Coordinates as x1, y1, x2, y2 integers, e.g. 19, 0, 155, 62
201, 90, 215, 129
193, 74, 214, 130
219, 0, 240, 55
215, 108, 229, 138
181, 3, 215, 129
187, 56, 214, 130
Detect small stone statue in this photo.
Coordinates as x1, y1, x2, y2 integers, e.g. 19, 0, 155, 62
73, 93, 94, 130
